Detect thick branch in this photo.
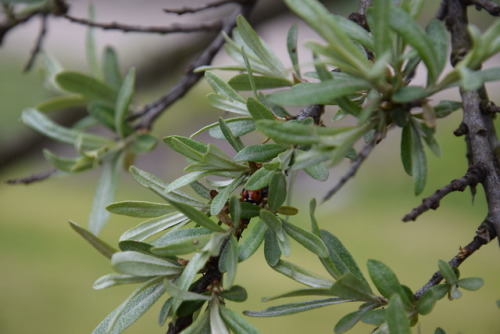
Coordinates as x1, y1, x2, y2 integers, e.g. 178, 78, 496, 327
465, 0, 500, 16
63, 14, 222, 34
403, 164, 485, 222
133, 1, 257, 131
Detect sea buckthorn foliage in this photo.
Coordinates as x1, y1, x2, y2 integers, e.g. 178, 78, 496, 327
6, 0, 500, 333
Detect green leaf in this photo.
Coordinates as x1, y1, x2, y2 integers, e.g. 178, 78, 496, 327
207, 118, 256, 139
256, 119, 318, 145
272, 259, 332, 288
92, 273, 151, 290
304, 162, 329, 181
235, 144, 286, 162
361, 308, 386, 326
181, 310, 209, 334
282, 221, 328, 258
268, 172, 287, 211
129, 166, 204, 207
264, 229, 282, 266
43, 149, 94, 173
21, 108, 113, 150
387, 294, 411, 334
111, 251, 182, 276
88, 152, 123, 235
92, 277, 165, 334
205, 71, 246, 103
150, 228, 213, 256
434, 100, 462, 118
260, 210, 290, 257
86, 3, 99, 78
368, 0, 392, 59
165, 198, 225, 232
219, 235, 238, 289
211, 174, 246, 216
367, 259, 406, 301
69, 221, 117, 259
392, 86, 429, 104
245, 167, 276, 190
220, 285, 248, 302
389, 5, 439, 85
411, 121, 427, 195
330, 274, 378, 301
207, 93, 249, 115
268, 79, 369, 106
165, 171, 212, 194
56, 71, 116, 102
320, 230, 369, 286
426, 19, 448, 80
36, 95, 86, 113
102, 46, 122, 90
210, 299, 230, 334
119, 212, 188, 242
246, 97, 276, 121
334, 304, 376, 334
435, 328, 447, 334
457, 277, 484, 291
218, 117, 245, 152
244, 297, 351, 317
87, 102, 119, 131
107, 201, 176, 218
416, 286, 439, 315
220, 305, 259, 334
115, 68, 135, 138
401, 123, 412, 175
236, 15, 287, 77
165, 280, 211, 301
164, 136, 207, 161
158, 298, 173, 326
287, 24, 301, 78
229, 74, 292, 91
239, 220, 268, 261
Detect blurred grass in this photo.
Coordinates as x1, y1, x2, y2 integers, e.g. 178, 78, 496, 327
2, 24, 500, 334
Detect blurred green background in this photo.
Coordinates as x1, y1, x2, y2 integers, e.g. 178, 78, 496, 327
1, 1, 500, 334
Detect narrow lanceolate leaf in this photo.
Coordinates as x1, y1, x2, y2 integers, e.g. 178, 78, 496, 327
426, 19, 448, 80
115, 68, 135, 138
239, 220, 268, 261
89, 152, 123, 235
244, 297, 351, 317
164, 136, 207, 161
150, 228, 213, 256
246, 97, 276, 120
220, 285, 248, 302
282, 221, 328, 258
320, 230, 369, 286
56, 71, 117, 103
229, 74, 292, 91
36, 95, 87, 113
93, 274, 151, 290
206, 118, 256, 139
287, 24, 301, 78
165, 199, 225, 232
330, 274, 378, 302
268, 172, 287, 211
220, 305, 259, 334
245, 167, 276, 190
120, 212, 188, 242
210, 299, 230, 334
438, 260, 458, 285
69, 221, 117, 259
260, 210, 290, 256
86, 3, 99, 78
111, 251, 182, 277
165, 280, 211, 301
410, 121, 427, 195
234, 144, 286, 162
107, 201, 175, 218
272, 260, 332, 288
21, 108, 113, 150
236, 15, 287, 77
264, 229, 282, 266
268, 79, 369, 106
43, 149, 94, 173
211, 174, 246, 216
368, 0, 392, 59
103, 46, 122, 90
92, 277, 165, 334
165, 171, 212, 194
256, 120, 318, 145
205, 71, 246, 103
207, 93, 249, 115
400, 123, 413, 176
219, 235, 238, 289
389, 5, 439, 85
387, 295, 411, 334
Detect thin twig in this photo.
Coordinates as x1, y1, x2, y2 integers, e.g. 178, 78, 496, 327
414, 224, 495, 299
0, 10, 40, 45
403, 164, 485, 222
133, 1, 257, 130
63, 14, 222, 34
164, 0, 242, 15
322, 132, 383, 202
466, 0, 500, 16
23, 14, 48, 72
6, 169, 57, 185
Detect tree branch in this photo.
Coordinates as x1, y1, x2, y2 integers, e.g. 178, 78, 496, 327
133, 0, 258, 131
403, 164, 485, 222
63, 14, 222, 34
23, 13, 48, 72
322, 132, 383, 202
414, 223, 496, 299
465, 0, 500, 16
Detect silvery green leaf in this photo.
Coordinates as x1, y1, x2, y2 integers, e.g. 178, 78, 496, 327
92, 277, 165, 334
438, 260, 458, 285
264, 229, 282, 266
229, 74, 292, 91
244, 167, 275, 190
89, 152, 123, 235
246, 97, 276, 120
219, 305, 259, 334
165, 171, 212, 194
368, 259, 409, 305
102, 46, 122, 90
367, 0, 392, 59
107, 201, 176, 218
387, 295, 411, 334
93, 274, 151, 290
165, 280, 211, 301
115, 68, 135, 138
218, 235, 238, 289
457, 277, 484, 291
219, 285, 248, 302
204, 118, 255, 139
330, 274, 378, 301
69, 221, 117, 259
205, 71, 245, 103
43, 149, 94, 173
111, 251, 182, 277
21, 108, 113, 150
165, 198, 225, 232
267, 172, 287, 211
282, 221, 328, 258
56, 71, 116, 103
272, 259, 332, 288
36, 95, 86, 113
207, 93, 249, 115
239, 220, 268, 261
211, 174, 246, 216
151, 228, 213, 256
164, 136, 207, 161
244, 297, 351, 317
234, 144, 286, 162
120, 213, 188, 242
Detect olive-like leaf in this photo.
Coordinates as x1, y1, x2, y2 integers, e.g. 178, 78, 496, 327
229, 74, 292, 91
102, 46, 122, 90
220, 285, 248, 302
282, 221, 328, 258
69, 221, 117, 259
115, 68, 135, 138
111, 251, 182, 277
387, 294, 411, 334
235, 144, 287, 162
56, 71, 117, 103
239, 220, 268, 261
244, 297, 351, 317
438, 260, 458, 285
93, 273, 151, 290
107, 201, 176, 218
220, 305, 259, 334
272, 259, 332, 288
268, 172, 287, 211
205, 71, 245, 103
457, 277, 484, 291
245, 167, 276, 191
